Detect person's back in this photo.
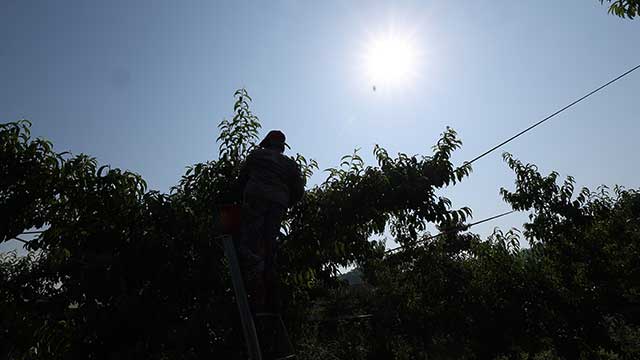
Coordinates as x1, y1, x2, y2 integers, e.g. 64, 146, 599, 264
234, 130, 303, 359
240, 147, 303, 208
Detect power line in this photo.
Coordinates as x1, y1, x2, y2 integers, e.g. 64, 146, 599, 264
463, 63, 640, 167
9, 230, 46, 241
12, 237, 30, 244
311, 314, 374, 323
385, 63, 637, 255
385, 210, 515, 254
20, 230, 45, 235
11, 65, 638, 256
7, 230, 45, 244
11, 211, 517, 255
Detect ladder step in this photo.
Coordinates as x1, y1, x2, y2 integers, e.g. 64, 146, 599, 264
255, 312, 281, 318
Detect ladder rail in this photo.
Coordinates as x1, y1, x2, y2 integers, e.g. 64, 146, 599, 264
221, 234, 263, 360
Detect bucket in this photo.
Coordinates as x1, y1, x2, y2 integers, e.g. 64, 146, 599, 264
219, 204, 242, 234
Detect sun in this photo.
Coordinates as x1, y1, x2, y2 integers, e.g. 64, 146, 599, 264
363, 31, 419, 90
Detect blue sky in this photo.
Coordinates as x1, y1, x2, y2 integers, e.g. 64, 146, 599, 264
1, 0, 639, 253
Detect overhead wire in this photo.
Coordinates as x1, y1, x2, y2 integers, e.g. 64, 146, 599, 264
384, 210, 515, 254
7, 64, 640, 254
387, 63, 640, 255
3, 63, 637, 337
12, 237, 30, 244
20, 230, 45, 235
463, 63, 640, 167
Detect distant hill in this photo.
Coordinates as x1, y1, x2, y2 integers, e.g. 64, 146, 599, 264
339, 268, 363, 285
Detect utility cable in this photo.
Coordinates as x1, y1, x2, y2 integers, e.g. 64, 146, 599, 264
11, 236, 30, 244
20, 230, 45, 235
11, 65, 639, 253
463, 63, 640, 167
385, 210, 515, 254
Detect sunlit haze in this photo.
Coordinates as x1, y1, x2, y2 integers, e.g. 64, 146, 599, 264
363, 30, 419, 90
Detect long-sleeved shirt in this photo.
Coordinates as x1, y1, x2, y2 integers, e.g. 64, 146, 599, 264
236, 148, 305, 208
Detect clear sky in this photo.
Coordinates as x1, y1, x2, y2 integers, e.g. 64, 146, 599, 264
2, 0, 639, 253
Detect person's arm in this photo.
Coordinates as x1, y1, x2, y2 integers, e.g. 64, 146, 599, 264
232, 155, 252, 203
288, 162, 305, 207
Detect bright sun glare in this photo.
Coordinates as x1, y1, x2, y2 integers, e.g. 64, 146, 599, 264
363, 31, 418, 90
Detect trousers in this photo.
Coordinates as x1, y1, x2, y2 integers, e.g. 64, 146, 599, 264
236, 196, 286, 313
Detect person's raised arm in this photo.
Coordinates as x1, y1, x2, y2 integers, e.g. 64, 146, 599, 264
288, 162, 305, 207
232, 154, 253, 203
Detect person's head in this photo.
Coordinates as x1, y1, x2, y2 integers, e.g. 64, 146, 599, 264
259, 130, 286, 153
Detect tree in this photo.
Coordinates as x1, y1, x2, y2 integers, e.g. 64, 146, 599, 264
2, 90, 638, 359
600, 0, 640, 19
0, 89, 471, 359
0, 91, 261, 359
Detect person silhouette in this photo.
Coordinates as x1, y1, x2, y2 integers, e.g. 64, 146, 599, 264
234, 130, 304, 359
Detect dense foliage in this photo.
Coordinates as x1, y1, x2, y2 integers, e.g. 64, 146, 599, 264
324, 157, 640, 359
2, 89, 639, 359
600, 0, 640, 19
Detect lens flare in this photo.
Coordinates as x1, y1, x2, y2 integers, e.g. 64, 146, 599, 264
363, 31, 418, 90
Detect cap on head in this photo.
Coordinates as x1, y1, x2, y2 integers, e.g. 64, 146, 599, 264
259, 130, 287, 152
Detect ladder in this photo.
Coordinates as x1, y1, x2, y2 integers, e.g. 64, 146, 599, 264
218, 205, 295, 360
220, 233, 263, 360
